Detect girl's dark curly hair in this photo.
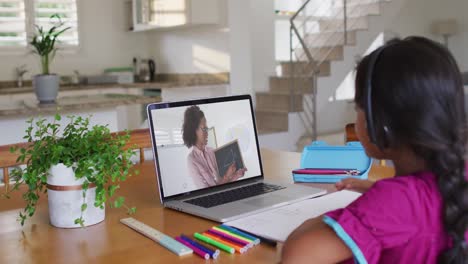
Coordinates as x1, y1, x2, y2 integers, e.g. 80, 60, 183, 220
182, 105, 205, 148
355, 36, 468, 263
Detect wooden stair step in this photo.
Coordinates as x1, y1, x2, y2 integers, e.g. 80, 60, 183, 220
330, 2, 381, 18
257, 127, 288, 135
304, 31, 357, 47
279, 61, 330, 77
256, 92, 303, 112
318, 16, 368, 32
269, 76, 314, 94
331, 0, 389, 8
255, 110, 289, 132
295, 46, 344, 62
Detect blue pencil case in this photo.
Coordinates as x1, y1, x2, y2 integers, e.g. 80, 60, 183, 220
292, 141, 372, 183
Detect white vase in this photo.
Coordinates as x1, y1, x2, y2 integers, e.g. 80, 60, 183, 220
47, 163, 105, 228
33, 74, 59, 104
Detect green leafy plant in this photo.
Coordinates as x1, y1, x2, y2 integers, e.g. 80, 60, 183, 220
3, 114, 138, 226
30, 14, 70, 75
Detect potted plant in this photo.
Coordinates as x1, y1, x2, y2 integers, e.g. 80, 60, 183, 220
30, 14, 70, 104
4, 114, 137, 228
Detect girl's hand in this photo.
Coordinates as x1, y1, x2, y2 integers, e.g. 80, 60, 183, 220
335, 178, 374, 193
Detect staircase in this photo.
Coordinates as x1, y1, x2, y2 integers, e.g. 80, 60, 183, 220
255, 0, 404, 151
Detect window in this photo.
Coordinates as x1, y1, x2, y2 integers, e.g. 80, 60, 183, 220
34, 0, 79, 46
155, 128, 184, 146
0, 0, 27, 46
0, 0, 78, 48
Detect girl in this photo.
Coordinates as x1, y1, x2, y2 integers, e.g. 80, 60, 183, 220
281, 37, 468, 263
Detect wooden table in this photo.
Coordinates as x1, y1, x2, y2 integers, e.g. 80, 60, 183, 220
0, 149, 394, 264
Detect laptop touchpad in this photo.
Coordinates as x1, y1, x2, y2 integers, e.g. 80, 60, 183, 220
243, 195, 288, 207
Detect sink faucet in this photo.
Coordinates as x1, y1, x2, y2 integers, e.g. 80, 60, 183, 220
16, 65, 28, 88
72, 70, 80, 84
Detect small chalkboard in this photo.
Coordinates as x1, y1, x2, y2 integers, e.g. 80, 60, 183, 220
214, 140, 245, 178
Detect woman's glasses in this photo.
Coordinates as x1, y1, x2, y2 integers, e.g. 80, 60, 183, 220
198, 127, 209, 133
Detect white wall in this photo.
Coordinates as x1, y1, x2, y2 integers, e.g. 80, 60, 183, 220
387, 0, 468, 71
147, 0, 230, 75
249, 0, 276, 93
227, 0, 252, 95
148, 0, 276, 97
314, 0, 468, 135
147, 26, 230, 74
312, 0, 406, 135
228, 0, 276, 95
0, 0, 150, 81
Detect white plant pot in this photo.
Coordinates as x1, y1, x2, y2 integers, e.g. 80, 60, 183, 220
33, 74, 59, 104
47, 163, 105, 228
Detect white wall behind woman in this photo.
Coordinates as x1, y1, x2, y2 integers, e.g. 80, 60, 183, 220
0, 0, 150, 81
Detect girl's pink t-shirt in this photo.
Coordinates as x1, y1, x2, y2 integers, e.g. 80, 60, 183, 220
324, 171, 455, 264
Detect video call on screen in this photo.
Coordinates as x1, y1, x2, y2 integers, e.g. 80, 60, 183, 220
151, 99, 262, 197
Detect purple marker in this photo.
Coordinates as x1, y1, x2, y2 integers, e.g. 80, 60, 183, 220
207, 229, 252, 248
180, 235, 220, 259
175, 237, 210, 259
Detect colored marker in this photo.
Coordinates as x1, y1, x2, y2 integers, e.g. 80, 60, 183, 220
180, 235, 220, 259
212, 226, 254, 244
175, 237, 209, 259
194, 232, 235, 254
202, 232, 247, 254
220, 225, 261, 245
207, 229, 251, 248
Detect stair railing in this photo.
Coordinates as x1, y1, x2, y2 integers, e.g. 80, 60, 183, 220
289, 0, 385, 144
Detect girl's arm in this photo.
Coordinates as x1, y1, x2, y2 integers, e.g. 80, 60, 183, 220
281, 217, 353, 264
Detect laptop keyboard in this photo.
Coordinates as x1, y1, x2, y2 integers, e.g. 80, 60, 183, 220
185, 183, 286, 208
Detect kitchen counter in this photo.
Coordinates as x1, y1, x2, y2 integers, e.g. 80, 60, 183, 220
0, 73, 229, 95
0, 93, 161, 118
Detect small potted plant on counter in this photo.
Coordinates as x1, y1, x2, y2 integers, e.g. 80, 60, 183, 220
4, 114, 137, 228
30, 14, 70, 104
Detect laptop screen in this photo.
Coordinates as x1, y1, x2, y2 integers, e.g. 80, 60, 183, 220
148, 96, 263, 198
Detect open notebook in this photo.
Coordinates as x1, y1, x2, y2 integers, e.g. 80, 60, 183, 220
224, 190, 361, 242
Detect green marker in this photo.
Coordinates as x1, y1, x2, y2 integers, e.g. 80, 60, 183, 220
194, 232, 235, 254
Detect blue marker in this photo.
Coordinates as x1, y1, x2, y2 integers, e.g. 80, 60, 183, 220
219, 225, 260, 245
180, 234, 220, 259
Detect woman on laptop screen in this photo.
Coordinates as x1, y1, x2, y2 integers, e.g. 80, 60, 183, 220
182, 105, 247, 188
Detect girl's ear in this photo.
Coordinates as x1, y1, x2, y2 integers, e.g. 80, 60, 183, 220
366, 142, 388, 160
356, 109, 391, 160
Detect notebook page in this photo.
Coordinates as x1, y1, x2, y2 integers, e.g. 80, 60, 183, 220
224, 190, 361, 242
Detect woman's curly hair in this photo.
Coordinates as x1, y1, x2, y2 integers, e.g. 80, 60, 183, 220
182, 105, 205, 148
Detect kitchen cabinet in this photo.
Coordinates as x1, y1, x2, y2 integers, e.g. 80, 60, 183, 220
131, 0, 219, 31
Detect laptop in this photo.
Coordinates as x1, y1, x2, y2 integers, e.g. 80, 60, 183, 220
147, 94, 325, 222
